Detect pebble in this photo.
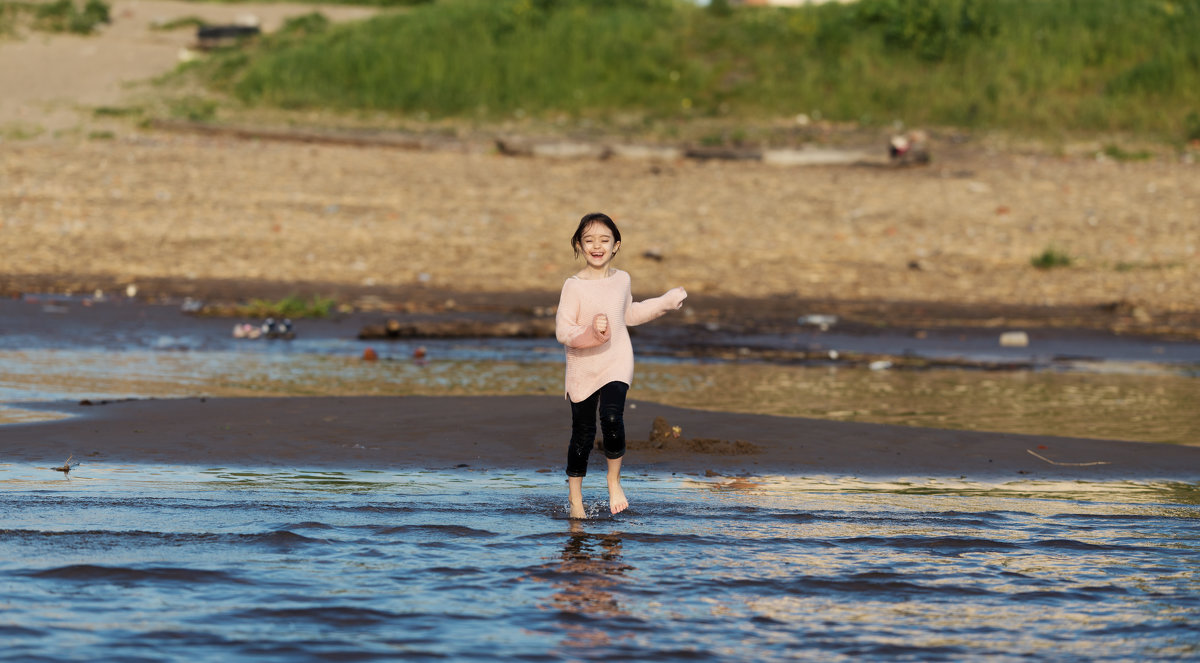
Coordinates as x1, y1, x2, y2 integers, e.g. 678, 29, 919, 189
999, 331, 1030, 348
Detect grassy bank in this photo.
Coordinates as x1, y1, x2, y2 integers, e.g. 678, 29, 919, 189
189, 0, 1199, 141
0, 0, 110, 36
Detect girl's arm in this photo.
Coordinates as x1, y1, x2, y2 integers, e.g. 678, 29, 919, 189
627, 286, 687, 327
556, 282, 611, 348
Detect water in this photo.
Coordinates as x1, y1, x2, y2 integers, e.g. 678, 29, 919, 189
2, 299, 1198, 659
2, 465, 1198, 662
1, 297, 1198, 443
1, 347, 1197, 444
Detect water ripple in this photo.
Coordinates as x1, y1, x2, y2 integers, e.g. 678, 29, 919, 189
0, 467, 1197, 662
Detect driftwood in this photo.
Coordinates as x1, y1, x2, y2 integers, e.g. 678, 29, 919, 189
147, 120, 435, 151
683, 146, 763, 161
196, 25, 260, 49
495, 138, 611, 159
358, 318, 555, 340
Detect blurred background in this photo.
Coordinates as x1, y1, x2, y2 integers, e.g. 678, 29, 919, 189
1, 0, 1197, 442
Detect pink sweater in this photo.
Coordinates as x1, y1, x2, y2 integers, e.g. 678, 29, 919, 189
555, 269, 686, 402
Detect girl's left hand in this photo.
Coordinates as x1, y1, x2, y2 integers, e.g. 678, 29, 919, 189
668, 287, 687, 308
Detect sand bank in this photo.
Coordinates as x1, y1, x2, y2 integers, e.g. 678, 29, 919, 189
2, 133, 1199, 337
6, 396, 1198, 480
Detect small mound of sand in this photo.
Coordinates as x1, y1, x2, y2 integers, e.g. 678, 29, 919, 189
627, 437, 761, 455
610, 415, 760, 455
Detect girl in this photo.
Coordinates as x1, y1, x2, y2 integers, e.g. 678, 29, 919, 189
555, 212, 687, 519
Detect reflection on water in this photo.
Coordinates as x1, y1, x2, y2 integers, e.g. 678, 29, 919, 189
0, 349, 1197, 444
1, 465, 1196, 662
540, 522, 633, 654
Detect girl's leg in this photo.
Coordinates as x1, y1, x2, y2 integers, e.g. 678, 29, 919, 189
566, 390, 600, 518
568, 476, 586, 520
606, 457, 627, 515
597, 382, 630, 515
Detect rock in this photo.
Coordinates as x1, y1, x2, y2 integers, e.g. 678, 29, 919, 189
888, 130, 930, 165
233, 323, 260, 339
531, 142, 611, 160
362, 347, 378, 361
495, 138, 611, 160
999, 331, 1029, 347
763, 148, 868, 167
798, 314, 837, 331
649, 416, 674, 446
610, 144, 683, 161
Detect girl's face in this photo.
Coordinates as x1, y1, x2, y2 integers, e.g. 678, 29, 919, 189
577, 221, 620, 270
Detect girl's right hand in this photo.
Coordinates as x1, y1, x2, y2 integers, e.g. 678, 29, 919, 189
594, 313, 609, 334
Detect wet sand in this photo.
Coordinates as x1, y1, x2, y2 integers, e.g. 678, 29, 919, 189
6, 395, 1198, 480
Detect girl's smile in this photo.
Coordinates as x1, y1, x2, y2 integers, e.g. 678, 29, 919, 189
577, 221, 620, 276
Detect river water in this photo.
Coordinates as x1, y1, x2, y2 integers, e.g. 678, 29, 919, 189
2, 465, 1198, 662
1, 299, 1198, 660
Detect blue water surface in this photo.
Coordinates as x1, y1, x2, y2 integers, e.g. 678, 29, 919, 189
1, 465, 1197, 662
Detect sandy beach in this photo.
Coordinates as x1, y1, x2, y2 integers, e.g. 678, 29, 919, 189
7, 395, 1199, 480
4, 132, 1199, 332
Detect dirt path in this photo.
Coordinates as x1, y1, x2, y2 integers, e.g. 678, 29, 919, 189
0, 0, 377, 133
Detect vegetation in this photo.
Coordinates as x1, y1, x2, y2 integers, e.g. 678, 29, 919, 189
169, 96, 218, 122
1, 0, 110, 35
182, 0, 1200, 141
1101, 144, 1153, 161
93, 105, 142, 117
238, 294, 337, 318
151, 15, 206, 31
181, 0, 432, 6
1031, 247, 1073, 270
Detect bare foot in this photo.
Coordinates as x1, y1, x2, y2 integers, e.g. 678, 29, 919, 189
608, 480, 628, 515
605, 457, 628, 515
569, 498, 587, 519
568, 476, 586, 519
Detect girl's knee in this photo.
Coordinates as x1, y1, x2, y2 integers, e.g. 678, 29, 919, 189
599, 412, 623, 430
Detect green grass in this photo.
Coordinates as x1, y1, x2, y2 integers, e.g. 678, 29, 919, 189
169, 96, 218, 121
0, 2, 20, 36
1, 0, 110, 35
34, 0, 109, 33
179, 0, 431, 6
183, 0, 1200, 140
1031, 247, 1073, 270
93, 105, 142, 117
239, 294, 337, 318
0, 121, 44, 139
151, 14, 206, 30
1101, 144, 1154, 161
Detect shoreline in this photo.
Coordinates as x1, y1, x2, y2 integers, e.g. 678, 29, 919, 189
5, 395, 1198, 481
6, 272, 1200, 344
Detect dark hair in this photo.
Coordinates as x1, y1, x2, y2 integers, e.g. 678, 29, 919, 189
570, 212, 621, 258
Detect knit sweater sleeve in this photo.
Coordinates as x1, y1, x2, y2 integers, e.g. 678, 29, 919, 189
556, 279, 611, 349
627, 286, 687, 327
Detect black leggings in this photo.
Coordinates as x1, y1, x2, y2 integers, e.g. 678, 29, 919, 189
566, 381, 628, 477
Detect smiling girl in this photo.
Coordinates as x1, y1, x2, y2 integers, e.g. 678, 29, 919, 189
555, 212, 687, 519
